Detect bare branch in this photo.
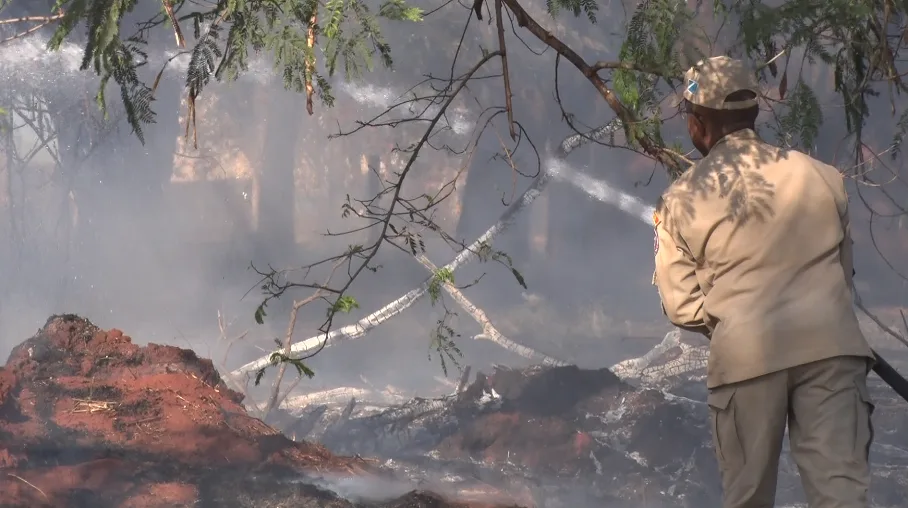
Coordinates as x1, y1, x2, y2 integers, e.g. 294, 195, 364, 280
856, 299, 908, 348
232, 120, 622, 379
499, 0, 685, 177
494, 0, 516, 141
262, 258, 346, 418
0, 14, 64, 25
414, 253, 567, 365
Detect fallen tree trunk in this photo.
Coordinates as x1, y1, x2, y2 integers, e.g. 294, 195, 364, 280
281, 386, 411, 411
232, 172, 551, 377
231, 120, 623, 378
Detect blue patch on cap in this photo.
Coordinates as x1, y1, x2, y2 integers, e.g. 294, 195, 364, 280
687, 79, 699, 95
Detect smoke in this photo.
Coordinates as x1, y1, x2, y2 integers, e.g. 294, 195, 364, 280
286, 472, 415, 503
0, 4, 905, 508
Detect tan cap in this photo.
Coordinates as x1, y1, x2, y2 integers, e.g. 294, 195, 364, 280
682, 56, 760, 110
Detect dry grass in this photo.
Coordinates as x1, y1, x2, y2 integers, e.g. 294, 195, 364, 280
71, 399, 119, 414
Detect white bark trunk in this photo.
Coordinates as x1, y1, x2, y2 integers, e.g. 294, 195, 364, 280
231, 171, 551, 377
230, 120, 624, 378
415, 253, 569, 366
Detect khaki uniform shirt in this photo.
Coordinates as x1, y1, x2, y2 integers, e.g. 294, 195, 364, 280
653, 129, 874, 389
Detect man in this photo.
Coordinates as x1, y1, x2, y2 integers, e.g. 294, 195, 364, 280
652, 55, 877, 508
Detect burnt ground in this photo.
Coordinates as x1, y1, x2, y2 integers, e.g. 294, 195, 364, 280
310, 364, 722, 507
292, 359, 908, 507
0, 315, 521, 508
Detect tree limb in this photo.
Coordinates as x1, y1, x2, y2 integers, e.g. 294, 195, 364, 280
262, 258, 346, 417
0, 14, 64, 25
231, 161, 551, 378
230, 119, 623, 378
414, 253, 568, 366
856, 299, 908, 348
499, 0, 685, 177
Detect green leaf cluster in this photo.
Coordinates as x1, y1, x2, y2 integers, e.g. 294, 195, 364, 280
46, 0, 424, 142
428, 314, 462, 376
733, 0, 905, 156
611, 0, 689, 150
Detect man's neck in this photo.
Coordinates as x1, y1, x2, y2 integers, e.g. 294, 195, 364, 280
708, 126, 756, 152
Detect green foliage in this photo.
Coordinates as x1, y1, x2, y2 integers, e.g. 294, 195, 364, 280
475, 241, 527, 290
254, 301, 268, 324
329, 295, 360, 315
732, 0, 902, 159
46, 0, 424, 142
612, 0, 689, 148
46, 0, 155, 142
427, 267, 454, 305
378, 0, 423, 22
544, 0, 598, 23
253, 350, 316, 386
891, 109, 908, 161
776, 78, 822, 151
428, 314, 462, 376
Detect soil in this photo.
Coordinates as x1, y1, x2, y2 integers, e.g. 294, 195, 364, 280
0, 314, 522, 508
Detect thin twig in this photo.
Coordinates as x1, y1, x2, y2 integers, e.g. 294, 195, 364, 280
215, 310, 251, 395
263, 258, 346, 418
756, 48, 788, 72
856, 300, 908, 348
0, 14, 64, 25
414, 253, 568, 366
495, 0, 516, 141
6, 474, 48, 501
0, 19, 59, 45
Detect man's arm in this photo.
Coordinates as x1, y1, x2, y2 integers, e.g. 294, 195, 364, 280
653, 207, 710, 336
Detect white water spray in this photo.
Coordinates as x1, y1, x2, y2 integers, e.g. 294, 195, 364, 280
545, 157, 657, 227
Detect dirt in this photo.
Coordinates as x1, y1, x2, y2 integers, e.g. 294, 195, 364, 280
0, 315, 522, 508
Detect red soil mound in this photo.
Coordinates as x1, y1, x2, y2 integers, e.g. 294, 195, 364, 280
0, 315, 520, 508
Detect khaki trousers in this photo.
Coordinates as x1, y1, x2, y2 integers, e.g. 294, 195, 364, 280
708, 355, 874, 508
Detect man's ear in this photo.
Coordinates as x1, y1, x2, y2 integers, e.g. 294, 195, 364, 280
688, 114, 704, 138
